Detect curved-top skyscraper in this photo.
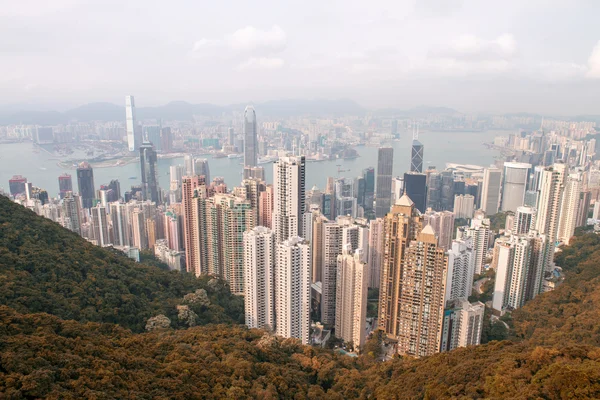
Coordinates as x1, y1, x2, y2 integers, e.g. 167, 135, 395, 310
244, 106, 257, 168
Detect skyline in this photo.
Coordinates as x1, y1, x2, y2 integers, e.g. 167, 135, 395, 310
1, 1, 600, 115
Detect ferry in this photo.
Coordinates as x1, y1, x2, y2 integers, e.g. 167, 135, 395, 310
227, 154, 243, 159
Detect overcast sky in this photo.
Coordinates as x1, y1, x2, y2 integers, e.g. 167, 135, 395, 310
2, 0, 600, 115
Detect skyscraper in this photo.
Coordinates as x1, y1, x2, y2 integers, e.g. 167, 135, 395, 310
76, 162, 95, 209
558, 173, 582, 245
244, 226, 276, 330
58, 173, 73, 200
244, 106, 257, 169
140, 141, 159, 204
375, 147, 393, 218
453, 194, 475, 219
259, 184, 274, 228
62, 192, 81, 235
501, 162, 531, 213
273, 156, 305, 243
275, 236, 311, 345
194, 158, 211, 182
535, 163, 567, 270
367, 218, 384, 288
396, 225, 447, 357
403, 172, 427, 213
335, 247, 368, 350
445, 237, 475, 302
125, 95, 140, 152
423, 209, 455, 251
182, 176, 207, 275
440, 299, 484, 352
91, 205, 110, 246
513, 206, 536, 235
459, 215, 491, 275
160, 127, 173, 153
110, 202, 130, 247
8, 175, 27, 196
362, 167, 375, 217
410, 134, 424, 173
334, 177, 357, 218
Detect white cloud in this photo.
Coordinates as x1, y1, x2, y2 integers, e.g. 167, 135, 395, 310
432, 33, 517, 61
227, 25, 286, 54
237, 57, 285, 70
537, 62, 587, 81
586, 40, 600, 79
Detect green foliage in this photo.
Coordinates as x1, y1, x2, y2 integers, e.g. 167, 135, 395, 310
489, 211, 508, 231
4, 198, 600, 398
0, 195, 243, 332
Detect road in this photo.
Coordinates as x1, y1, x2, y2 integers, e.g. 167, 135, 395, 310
474, 277, 491, 294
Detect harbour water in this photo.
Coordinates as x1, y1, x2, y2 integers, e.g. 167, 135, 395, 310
0, 130, 510, 197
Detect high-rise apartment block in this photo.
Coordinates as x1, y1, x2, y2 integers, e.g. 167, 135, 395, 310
335, 247, 368, 350
273, 156, 305, 243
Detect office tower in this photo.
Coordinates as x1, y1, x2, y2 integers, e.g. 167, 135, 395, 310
558, 174, 582, 245
335, 247, 368, 349
535, 163, 567, 270
161, 127, 173, 153
170, 165, 184, 189
273, 156, 305, 243
460, 215, 491, 275
403, 172, 427, 213
108, 180, 121, 201
576, 191, 591, 227
228, 127, 235, 146
375, 147, 393, 218
492, 232, 546, 312
143, 125, 162, 150
362, 167, 375, 216
90, 206, 110, 246
62, 192, 81, 235
410, 134, 424, 173
396, 225, 447, 357
182, 176, 207, 275
110, 202, 130, 246
440, 299, 484, 352
184, 154, 194, 176
354, 176, 365, 213
244, 106, 257, 169
140, 141, 159, 204
427, 172, 442, 210
259, 184, 274, 228
8, 175, 27, 196
501, 162, 531, 212
440, 171, 455, 211
76, 162, 95, 209
422, 209, 454, 251
334, 178, 357, 218
244, 226, 275, 330
514, 206, 536, 235
367, 218, 384, 288
524, 190, 538, 207
453, 194, 475, 219
58, 174, 73, 199
125, 95, 140, 152
480, 167, 502, 215
445, 237, 475, 302
378, 195, 423, 337
275, 236, 311, 345
194, 159, 210, 182
131, 209, 147, 250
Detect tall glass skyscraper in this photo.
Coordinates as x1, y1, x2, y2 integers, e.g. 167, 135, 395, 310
125, 95, 140, 152
140, 141, 160, 204
76, 162, 95, 209
404, 172, 427, 213
411, 139, 424, 173
375, 148, 394, 218
244, 106, 257, 169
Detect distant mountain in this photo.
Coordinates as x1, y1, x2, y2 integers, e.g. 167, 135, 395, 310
373, 105, 462, 117
0, 98, 366, 125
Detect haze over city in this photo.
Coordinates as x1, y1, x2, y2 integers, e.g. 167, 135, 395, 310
2, 0, 600, 114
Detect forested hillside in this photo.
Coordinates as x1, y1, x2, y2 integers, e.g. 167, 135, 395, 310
2, 196, 600, 398
0, 195, 243, 332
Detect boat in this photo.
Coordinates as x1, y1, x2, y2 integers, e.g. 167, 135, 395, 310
227, 154, 243, 159
129, 176, 137, 179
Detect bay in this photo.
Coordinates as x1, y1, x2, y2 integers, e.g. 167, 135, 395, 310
0, 130, 509, 197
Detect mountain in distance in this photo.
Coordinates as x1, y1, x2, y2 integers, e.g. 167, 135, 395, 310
373, 105, 462, 117
2, 194, 600, 397
0, 98, 367, 125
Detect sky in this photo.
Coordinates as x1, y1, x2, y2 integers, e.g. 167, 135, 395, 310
1, 0, 600, 115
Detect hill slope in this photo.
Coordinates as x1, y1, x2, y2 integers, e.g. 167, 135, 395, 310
0, 195, 243, 332
2, 196, 600, 398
